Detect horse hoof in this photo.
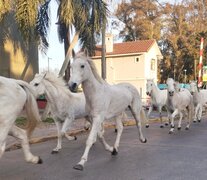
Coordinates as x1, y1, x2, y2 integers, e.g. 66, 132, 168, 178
185, 127, 189, 130
111, 148, 118, 156
84, 127, 90, 131
141, 138, 147, 143
198, 119, 201, 123
165, 123, 169, 126
37, 157, 43, 164
177, 127, 181, 130
193, 121, 197, 123
160, 125, 164, 128
114, 129, 118, 133
145, 125, 149, 128
51, 150, 59, 154
74, 136, 77, 140
73, 164, 84, 171
169, 130, 173, 134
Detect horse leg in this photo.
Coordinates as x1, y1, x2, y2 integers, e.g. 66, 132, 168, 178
177, 112, 183, 130
61, 117, 76, 141
186, 105, 192, 130
0, 118, 15, 158
158, 106, 164, 128
166, 107, 171, 125
9, 125, 42, 164
169, 109, 178, 134
146, 105, 153, 128
97, 123, 114, 152
129, 106, 147, 143
193, 104, 199, 123
52, 119, 62, 153
84, 116, 92, 131
197, 104, 202, 122
73, 117, 102, 171
112, 114, 124, 155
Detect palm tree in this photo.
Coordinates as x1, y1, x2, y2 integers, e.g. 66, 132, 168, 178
57, 0, 108, 77
0, 0, 108, 78
0, 0, 50, 51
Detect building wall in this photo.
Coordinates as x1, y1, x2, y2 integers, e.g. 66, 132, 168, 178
92, 44, 161, 102
93, 54, 146, 100
0, 13, 38, 82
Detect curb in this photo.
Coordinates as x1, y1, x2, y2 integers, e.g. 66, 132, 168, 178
6, 118, 160, 151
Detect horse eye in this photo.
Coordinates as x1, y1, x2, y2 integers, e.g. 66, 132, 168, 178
81, 65, 85, 69
34, 83, 39, 86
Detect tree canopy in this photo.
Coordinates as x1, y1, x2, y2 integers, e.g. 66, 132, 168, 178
114, 0, 207, 83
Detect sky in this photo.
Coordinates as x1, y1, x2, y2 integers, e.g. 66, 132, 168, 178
38, 0, 179, 73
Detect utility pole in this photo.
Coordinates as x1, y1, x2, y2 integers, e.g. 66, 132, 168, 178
101, 0, 106, 80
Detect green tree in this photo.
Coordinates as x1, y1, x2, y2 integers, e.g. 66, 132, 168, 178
114, 0, 161, 41
160, 0, 207, 82
57, 0, 108, 77
0, 0, 108, 79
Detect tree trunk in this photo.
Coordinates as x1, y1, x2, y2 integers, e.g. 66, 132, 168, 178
63, 26, 70, 82
101, 21, 106, 80
58, 31, 80, 77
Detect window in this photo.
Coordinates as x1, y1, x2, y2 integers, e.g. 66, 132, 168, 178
151, 59, 155, 71
134, 57, 140, 63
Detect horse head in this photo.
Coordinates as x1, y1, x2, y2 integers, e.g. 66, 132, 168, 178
30, 72, 47, 97
189, 80, 199, 95
166, 78, 176, 96
146, 79, 154, 96
69, 52, 89, 91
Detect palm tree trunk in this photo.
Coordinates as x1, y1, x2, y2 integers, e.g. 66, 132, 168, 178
63, 26, 70, 82
101, 21, 106, 80
58, 31, 80, 77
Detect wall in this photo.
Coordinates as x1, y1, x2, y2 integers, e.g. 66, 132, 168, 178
0, 13, 38, 82
92, 54, 147, 100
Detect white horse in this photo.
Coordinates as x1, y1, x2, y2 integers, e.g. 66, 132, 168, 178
146, 79, 170, 128
30, 72, 91, 153
0, 76, 42, 164
189, 81, 207, 122
68, 52, 147, 171
166, 78, 193, 133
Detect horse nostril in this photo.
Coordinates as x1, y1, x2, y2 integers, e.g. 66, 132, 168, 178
69, 83, 77, 92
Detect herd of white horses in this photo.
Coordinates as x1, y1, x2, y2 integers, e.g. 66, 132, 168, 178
1, 51, 207, 171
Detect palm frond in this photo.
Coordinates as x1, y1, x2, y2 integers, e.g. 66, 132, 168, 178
0, 0, 13, 21
36, 0, 51, 51
15, 0, 43, 41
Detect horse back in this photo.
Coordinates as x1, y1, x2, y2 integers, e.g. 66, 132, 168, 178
0, 77, 26, 117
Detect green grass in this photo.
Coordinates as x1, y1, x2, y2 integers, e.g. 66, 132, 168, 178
42, 117, 54, 123
15, 117, 27, 126
15, 117, 54, 127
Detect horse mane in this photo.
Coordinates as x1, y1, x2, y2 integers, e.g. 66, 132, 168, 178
41, 72, 72, 96
75, 52, 106, 84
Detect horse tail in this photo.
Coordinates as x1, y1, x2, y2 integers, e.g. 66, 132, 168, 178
17, 80, 41, 137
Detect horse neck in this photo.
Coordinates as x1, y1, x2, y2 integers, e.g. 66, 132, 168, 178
82, 73, 103, 102
43, 80, 71, 104
151, 84, 160, 100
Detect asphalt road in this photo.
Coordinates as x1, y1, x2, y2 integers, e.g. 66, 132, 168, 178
1, 119, 207, 180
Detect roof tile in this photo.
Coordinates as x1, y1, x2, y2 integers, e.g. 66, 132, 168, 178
93, 39, 155, 57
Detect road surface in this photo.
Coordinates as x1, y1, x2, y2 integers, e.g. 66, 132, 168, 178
1, 119, 207, 180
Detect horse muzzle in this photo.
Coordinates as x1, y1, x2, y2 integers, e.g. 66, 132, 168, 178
146, 92, 151, 96
168, 91, 174, 96
69, 82, 78, 92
